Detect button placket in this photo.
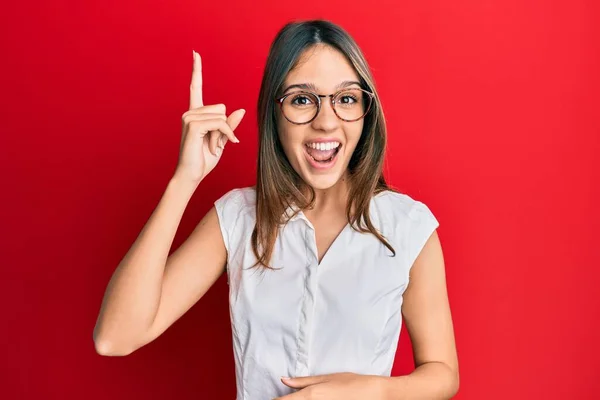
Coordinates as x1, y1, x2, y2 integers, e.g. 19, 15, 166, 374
294, 221, 318, 377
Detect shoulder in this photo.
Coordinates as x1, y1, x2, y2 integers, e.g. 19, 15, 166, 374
213, 186, 256, 252
214, 186, 256, 225
372, 189, 440, 266
372, 189, 437, 224
214, 186, 256, 213
372, 189, 418, 217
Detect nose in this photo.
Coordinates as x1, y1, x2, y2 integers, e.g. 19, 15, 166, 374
311, 96, 340, 131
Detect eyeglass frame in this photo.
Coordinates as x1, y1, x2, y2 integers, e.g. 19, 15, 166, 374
275, 87, 376, 125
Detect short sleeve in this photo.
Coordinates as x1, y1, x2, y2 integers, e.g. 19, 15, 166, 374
213, 187, 255, 255
214, 194, 229, 253
406, 201, 440, 270
214, 189, 241, 254
214, 189, 244, 286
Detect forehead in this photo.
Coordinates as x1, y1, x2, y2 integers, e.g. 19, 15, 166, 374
285, 45, 359, 91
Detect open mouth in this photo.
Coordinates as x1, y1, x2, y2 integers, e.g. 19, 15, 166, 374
303, 141, 342, 168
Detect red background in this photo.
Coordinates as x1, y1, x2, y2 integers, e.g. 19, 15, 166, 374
2, 1, 598, 399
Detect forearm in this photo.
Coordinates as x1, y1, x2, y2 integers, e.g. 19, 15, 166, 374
93, 174, 198, 354
382, 362, 459, 400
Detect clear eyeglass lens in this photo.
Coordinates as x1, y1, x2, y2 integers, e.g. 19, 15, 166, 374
282, 89, 370, 123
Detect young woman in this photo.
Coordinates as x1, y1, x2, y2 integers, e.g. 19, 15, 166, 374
93, 19, 459, 400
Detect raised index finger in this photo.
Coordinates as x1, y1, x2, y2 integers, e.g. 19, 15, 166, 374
189, 50, 203, 110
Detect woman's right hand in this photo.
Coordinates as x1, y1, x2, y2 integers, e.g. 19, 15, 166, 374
175, 50, 246, 184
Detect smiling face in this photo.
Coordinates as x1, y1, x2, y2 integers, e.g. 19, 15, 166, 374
276, 44, 365, 191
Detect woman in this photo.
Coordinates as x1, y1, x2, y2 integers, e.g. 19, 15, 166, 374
93, 19, 459, 400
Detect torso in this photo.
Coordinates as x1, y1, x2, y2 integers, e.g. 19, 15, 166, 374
306, 212, 349, 264
214, 186, 440, 400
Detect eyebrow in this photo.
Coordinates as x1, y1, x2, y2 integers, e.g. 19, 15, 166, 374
282, 80, 362, 94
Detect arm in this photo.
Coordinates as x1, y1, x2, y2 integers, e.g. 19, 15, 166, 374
93, 50, 244, 356
92, 174, 227, 356
384, 230, 459, 399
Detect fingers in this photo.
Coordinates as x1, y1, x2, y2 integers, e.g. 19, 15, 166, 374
227, 108, 246, 131
186, 118, 239, 148
184, 105, 225, 150
182, 113, 227, 125
184, 49, 245, 157
206, 108, 244, 154
182, 103, 226, 120
189, 51, 203, 110
180, 105, 244, 158
209, 132, 225, 157
208, 108, 246, 155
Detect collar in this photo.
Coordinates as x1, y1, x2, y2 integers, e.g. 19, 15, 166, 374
283, 203, 315, 227
283, 203, 303, 222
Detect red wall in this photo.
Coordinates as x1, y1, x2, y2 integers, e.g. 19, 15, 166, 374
2, 1, 598, 399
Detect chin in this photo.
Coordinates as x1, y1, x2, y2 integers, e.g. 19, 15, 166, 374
299, 171, 344, 190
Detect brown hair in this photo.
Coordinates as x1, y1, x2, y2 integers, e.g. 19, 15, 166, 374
251, 19, 395, 269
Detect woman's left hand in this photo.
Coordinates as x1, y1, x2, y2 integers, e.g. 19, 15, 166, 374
274, 372, 389, 400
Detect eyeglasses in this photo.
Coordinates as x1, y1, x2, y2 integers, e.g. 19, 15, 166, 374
275, 88, 375, 125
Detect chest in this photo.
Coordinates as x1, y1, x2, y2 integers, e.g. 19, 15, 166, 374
229, 218, 408, 321
227, 221, 410, 376
311, 216, 350, 264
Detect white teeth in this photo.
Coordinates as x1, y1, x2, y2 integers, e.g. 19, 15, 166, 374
307, 142, 340, 151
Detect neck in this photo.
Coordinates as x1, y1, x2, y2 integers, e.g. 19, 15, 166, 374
302, 171, 351, 215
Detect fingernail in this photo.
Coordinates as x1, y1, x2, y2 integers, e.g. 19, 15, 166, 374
281, 376, 290, 380
216, 147, 222, 157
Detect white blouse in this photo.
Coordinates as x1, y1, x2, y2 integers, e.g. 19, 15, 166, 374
214, 186, 439, 400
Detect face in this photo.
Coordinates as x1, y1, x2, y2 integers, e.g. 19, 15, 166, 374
276, 45, 365, 191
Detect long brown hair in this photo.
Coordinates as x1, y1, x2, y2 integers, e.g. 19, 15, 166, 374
252, 19, 395, 269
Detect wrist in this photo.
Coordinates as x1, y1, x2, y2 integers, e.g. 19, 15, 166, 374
168, 172, 200, 197
381, 375, 410, 400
